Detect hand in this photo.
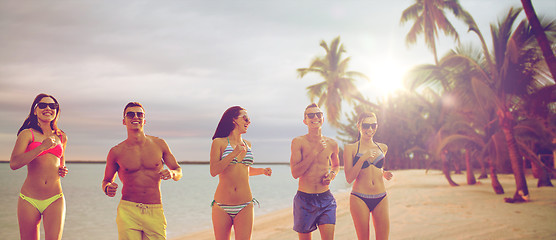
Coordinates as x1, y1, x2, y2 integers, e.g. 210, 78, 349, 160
58, 165, 68, 177
40, 136, 57, 151
105, 182, 118, 197
383, 171, 393, 180
316, 138, 330, 155
263, 168, 272, 176
321, 171, 335, 185
233, 144, 247, 160
362, 150, 379, 162
159, 169, 174, 180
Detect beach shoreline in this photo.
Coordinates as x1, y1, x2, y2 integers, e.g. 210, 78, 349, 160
172, 169, 556, 240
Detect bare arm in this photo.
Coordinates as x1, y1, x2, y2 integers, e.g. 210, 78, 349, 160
329, 140, 340, 175
344, 143, 374, 184
102, 148, 119, 197
290, 137, 322, 179
157, 138, 182, 181
58, 133, 69, 177
10, 130, 56, 170
322, 139, 340, 185
209, 138, 244, 177
249, 167, 272, 176
381, 143, 389, 156
379, 143, 392, 179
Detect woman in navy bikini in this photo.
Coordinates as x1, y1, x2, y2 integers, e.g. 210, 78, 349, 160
344, 112, 392, 240
209, 106, 272, 240
10, 93, 68, 240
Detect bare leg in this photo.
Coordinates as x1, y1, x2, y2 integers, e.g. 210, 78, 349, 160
42, 196, 65, 240
17, 196, 41, 240
350, 194, 370, 240
212, 204, 233, 240
298, 232, 312, 240
371, 196, 389, 240
317, 224, 335, 240
232, 203, 254, 240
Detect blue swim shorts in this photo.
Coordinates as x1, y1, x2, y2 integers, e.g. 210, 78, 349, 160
293, 190, 337, 233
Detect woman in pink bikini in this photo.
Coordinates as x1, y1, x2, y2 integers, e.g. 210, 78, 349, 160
10, 93, 68, 240
209, 106, 272, 240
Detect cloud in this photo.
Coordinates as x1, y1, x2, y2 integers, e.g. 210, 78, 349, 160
1, 0, 554, 161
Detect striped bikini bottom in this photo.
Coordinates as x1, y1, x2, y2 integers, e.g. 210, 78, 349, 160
211, 198, 259, 220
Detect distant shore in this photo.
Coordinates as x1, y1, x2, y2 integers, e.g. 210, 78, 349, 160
172, 169, 556, 240
0, 160, 289, 165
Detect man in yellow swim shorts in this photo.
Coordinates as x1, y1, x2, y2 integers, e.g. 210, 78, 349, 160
102, 102, 182, 239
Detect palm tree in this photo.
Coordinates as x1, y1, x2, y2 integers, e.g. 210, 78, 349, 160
436, 46, 506, 192
403, 54, 463, 185
520, 0, 556, 79
447, 7, 556, 202
513, 117, 555, 187
297, 36, 369, 127
400, 0, 469, 65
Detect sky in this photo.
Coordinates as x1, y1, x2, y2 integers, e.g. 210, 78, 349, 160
1, 0, 555, 163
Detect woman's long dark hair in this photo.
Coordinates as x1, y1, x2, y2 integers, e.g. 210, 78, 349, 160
17, 93, 63, 138
212, 106, 244, 140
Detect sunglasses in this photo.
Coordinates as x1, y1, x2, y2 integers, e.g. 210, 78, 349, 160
361, 123, 377, 130
125, 111, 145, 118
36, 102, 59, 109
306, 112, 323, 119
238, 115, 250, 122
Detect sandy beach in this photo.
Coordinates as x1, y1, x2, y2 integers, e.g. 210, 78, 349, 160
173, 169, 556, 240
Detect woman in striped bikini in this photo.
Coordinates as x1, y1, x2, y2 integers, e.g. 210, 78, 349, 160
10, 93, 69, 240
209, 106, 272, 240
344, 112, 393, 240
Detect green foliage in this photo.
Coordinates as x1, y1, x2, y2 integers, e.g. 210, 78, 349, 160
297, 36, 369, 127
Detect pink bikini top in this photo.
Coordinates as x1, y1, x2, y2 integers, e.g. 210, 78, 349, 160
25, 129, 63, 158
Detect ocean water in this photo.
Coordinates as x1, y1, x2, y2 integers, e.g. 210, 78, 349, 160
0, 163, 350, 239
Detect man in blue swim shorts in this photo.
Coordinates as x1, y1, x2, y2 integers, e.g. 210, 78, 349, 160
290, 103, 341, 240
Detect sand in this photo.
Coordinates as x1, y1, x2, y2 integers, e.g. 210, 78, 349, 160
172, 169, 556, 240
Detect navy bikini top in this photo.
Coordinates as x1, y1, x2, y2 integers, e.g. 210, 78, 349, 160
352, 141, 385, 169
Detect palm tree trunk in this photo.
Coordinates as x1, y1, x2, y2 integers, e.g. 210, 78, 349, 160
432, 43, 439, 66
498, 109, 529, 202
488, 156, 504, 194
528, 155, 554, 187
442, 152, 459, 186
478, 157, 488, 179
521, 0, 556, 79
465, 148, 476, 185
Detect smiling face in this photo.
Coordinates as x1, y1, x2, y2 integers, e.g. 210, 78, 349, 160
234, 110, 251, 134
358, 116, 378, 139
303, 106, 324, 128
34, 97, 58, 123
123, 106, 146, 130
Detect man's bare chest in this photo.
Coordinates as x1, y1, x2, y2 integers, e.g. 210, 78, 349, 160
117, 146, 163, 173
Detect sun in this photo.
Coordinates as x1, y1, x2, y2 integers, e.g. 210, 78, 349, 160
359, 58, 407, 100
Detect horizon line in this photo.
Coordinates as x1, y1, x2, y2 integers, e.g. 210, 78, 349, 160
0, 160, 290, 165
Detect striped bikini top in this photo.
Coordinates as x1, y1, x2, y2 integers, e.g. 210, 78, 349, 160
25, 129, 63, 158
221, 138, 254, 166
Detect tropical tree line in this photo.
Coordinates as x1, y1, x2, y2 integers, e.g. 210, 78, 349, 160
297, 0, 555, 203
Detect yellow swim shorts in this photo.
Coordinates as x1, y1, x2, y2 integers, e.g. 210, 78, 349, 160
116, 200, 167, 240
